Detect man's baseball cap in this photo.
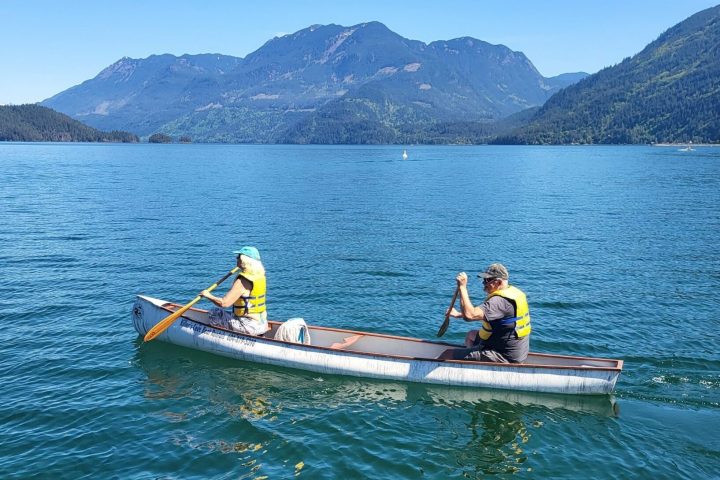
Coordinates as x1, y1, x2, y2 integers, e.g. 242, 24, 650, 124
477, 263, 509, 280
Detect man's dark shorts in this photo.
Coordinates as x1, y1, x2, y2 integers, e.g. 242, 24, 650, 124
441, 347, 514, 363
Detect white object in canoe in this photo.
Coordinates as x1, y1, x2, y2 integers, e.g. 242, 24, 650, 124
132, 295, 622, 395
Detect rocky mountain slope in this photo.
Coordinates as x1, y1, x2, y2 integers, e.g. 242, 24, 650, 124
42, 22, 585, 143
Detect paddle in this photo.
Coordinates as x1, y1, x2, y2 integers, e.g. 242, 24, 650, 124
143, 266, 240, 342
436, 286, 460, 337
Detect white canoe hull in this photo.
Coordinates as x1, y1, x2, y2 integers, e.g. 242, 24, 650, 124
132, 295, 622, 395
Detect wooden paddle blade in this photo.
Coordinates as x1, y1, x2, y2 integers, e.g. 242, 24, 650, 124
436, 316, 450, 337
143, 296, 200, 342
437, 286, 460, 338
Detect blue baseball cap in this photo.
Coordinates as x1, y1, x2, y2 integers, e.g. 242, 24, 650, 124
233, 246, 261, 261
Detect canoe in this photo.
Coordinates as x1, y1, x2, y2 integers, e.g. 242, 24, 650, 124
132, 295, 623, 395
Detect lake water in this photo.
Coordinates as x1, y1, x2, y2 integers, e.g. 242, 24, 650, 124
0, 143, 718, 478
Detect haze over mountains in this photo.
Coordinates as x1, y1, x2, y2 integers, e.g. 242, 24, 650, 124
41, 22, 586, 143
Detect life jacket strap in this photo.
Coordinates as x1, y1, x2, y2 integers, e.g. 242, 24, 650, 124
498, 312, 529, 326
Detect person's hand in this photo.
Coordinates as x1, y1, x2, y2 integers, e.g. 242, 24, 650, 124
448, 307, 463, 318
199, 290, 210, 298
456, 272, 468, 288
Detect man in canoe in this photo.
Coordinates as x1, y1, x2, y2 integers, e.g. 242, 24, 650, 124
439, 263, 531, 363
199, 246, 270, 336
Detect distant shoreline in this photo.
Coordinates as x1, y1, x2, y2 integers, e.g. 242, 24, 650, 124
653, 143, 719, 147
2, 140, 720, 147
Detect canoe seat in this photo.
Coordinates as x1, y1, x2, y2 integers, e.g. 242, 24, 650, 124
329, 334, 363, 350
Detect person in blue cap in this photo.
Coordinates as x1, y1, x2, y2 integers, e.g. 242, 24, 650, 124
200, 246, 269, 336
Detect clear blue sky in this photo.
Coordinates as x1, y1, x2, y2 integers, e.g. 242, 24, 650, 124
1, 0, 718, 105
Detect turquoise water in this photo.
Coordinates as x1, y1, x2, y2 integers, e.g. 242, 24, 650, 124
0, 143, 718, 478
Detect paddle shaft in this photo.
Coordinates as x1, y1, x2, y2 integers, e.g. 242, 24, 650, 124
436, 286, 460, 337
143, 266, 240, 342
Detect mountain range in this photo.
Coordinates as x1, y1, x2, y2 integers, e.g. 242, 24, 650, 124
41, 22, 585, 143
38, 6, 720, 145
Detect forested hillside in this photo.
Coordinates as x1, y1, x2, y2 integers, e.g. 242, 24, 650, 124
495, 5, 720, 144
0, 105, 138, 142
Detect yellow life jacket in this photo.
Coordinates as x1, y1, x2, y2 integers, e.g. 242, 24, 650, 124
477, 285, 531, 341
233, 271, 266, 318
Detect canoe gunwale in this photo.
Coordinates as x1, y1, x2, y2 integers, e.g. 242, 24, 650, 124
157, 300, 623, 373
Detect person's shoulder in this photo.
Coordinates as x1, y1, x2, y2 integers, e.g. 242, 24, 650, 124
488, 295, 515, 313
488, 295, 512, 306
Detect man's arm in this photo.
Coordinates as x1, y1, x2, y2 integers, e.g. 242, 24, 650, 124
456, 272, 486, 321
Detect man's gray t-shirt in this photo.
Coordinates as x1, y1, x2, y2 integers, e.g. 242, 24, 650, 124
478, 296, 529, 363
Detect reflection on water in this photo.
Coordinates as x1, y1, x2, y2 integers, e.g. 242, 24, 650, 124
134, 339, 619, 478
134, 338, 618, 417
425, 384, 618, 417
135, 339, 280, 421
462, 403, 530, 476
133, 340, 282, 478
